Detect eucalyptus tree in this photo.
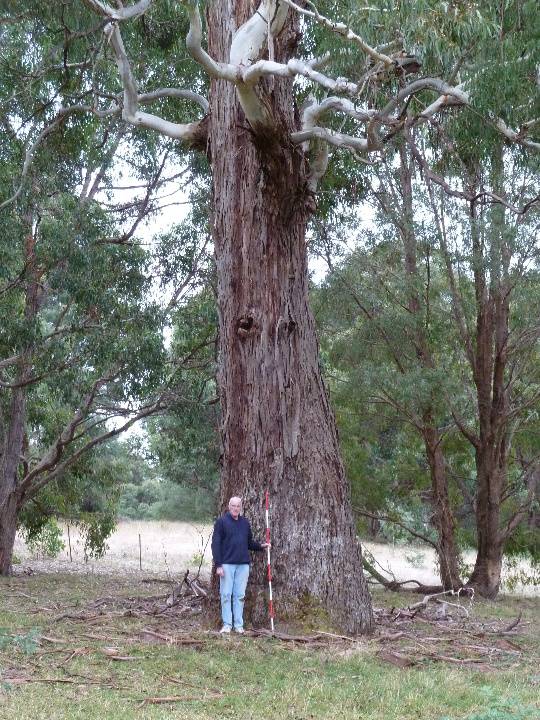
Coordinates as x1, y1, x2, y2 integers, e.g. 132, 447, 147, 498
0, 7, 212, 573
315, 140, 540, 598
314, 216, 467, 591
311, 0, 539, 598
4, 0, 538, 628
0, 159, 166, 572
422, 146, 540, 598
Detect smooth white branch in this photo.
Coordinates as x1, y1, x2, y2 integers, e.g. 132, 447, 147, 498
82, 0, 153, 21
379, 78, 469, 118
282, 0, 393, 67
494, 117, 540, 151
105, 23, 204, 141
242, 57, 359, 96
182, 1, 237, 81
231, 1, 289, 129
291, 126, 372, 153
303, 97, 375, 127
230, 0, 288, 66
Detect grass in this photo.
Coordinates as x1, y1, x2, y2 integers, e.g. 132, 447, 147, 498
0, 575, 538, 720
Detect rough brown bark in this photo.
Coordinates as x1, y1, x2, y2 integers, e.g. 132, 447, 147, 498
206, 1, 373, 634
423, 426, 463, 590
0, 227, 40, 575
0, 375, 27, 575
0, 491, 19, 575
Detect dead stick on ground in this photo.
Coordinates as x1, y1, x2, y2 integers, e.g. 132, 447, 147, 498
138, 696, 207, 707
316, 630, 359, 643
494, 612, 523, 634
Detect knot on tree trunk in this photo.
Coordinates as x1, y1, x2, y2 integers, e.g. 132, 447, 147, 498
237, 315, 255, 338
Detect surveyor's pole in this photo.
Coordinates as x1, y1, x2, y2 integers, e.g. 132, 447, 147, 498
265, 489, 275, 633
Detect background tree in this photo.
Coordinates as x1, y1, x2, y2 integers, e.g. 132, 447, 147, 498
0, 6, 211, 573
314, 140, 540, 597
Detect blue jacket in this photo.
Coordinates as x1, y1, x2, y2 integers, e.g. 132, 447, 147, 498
211, 512, 263, 566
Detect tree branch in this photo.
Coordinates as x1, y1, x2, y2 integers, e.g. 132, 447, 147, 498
291, 126, 374, 153
21, 397, 165, 502
82, 0, 153, 22
181, 1, 236, 81
104, 23, 204, 142
354, 507, 439, 550
17, 374, 116, 496
282, 0, 393, 68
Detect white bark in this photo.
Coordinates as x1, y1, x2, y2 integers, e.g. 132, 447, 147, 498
230, 0, 288, 66
105, 24, 204, 141
291, 126, 372, 153
183, 1, 237, 81
494, 118, 540, 151
229, 1, 289, 129
379, 78, 469, 118
303, 97, 375, 126
242, 57, 359, 96
82, 0, 153, 21
282, 0, 393, 67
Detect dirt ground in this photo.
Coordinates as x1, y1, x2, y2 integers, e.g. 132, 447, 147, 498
13, 520, 538, 595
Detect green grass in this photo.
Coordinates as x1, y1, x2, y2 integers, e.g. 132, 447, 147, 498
0, 575, 538, 720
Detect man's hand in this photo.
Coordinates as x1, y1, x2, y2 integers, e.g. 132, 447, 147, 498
216, 566, 225, 577
261, 543, 271, 549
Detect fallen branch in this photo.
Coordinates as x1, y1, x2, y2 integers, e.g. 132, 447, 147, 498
377, 649, 416, 668
315, 630, 359, 643
494, 612, 523, 635
408, 588, 473, 614
138, 695, 204, 706
252, 628, 323, 643
139, 628, 205, 646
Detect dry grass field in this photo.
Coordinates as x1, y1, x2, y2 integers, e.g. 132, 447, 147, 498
14, 520, 214, 577
12, 520, 538, 596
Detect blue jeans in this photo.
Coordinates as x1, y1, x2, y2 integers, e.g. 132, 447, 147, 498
220, 563, 250, 629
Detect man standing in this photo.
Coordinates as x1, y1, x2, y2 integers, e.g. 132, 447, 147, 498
211, 496, 269, 633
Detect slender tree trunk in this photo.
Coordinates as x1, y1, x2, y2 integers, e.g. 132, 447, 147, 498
0, 225, 40, 575
0, 387, 25, 575
207, 2, 373, 633
423, 427, 463, 589
467, 439, 507, 597
0, 492, 19, 575
398, 145, 462, 590
466, 154, 510, 598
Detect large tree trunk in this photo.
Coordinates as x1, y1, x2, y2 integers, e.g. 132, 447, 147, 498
207, 2, 373, 634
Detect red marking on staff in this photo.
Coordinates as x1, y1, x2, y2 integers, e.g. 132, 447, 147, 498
265, 488, 275, 632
